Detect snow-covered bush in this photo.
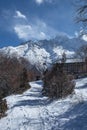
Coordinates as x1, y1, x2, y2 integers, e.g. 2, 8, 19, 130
42, 63, 75, 98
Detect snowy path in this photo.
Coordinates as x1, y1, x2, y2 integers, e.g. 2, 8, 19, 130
0, 79, 87, 130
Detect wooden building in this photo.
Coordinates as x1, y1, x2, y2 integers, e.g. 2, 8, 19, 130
54, 58, 87, 78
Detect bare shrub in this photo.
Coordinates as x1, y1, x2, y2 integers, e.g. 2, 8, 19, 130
0, 99, 8, 118
42, 63, 75, 99
0, 54, 31, 98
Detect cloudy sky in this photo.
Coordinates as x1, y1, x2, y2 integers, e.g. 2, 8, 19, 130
0, 0, 81, 47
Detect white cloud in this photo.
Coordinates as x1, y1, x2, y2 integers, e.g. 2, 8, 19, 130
14, 11, 27, 20
35, 0, 44, 4
14, 25, 32, 40
40, 32, 46, 38
82, 35, 87, 41
14, 22, 46, 40
14, 20, 57, 40
35, 0, 53, 4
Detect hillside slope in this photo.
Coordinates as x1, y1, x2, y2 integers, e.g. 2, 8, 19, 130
0, 78, 87, 130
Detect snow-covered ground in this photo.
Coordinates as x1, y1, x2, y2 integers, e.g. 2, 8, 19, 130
0, 78, 87, 130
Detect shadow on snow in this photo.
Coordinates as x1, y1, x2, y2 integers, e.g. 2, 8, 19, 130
57, 101, 87, 130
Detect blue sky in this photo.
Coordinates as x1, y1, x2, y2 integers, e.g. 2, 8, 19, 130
0, 0, 81, 48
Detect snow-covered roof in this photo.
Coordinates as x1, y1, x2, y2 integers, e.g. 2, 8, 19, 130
65, 58, 84, 63
55, 58, 84, 64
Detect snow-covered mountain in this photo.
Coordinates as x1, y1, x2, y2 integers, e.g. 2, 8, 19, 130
0, 34, 87, 70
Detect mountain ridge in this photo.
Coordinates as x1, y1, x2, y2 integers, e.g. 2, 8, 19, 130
0, 34, 87, 70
